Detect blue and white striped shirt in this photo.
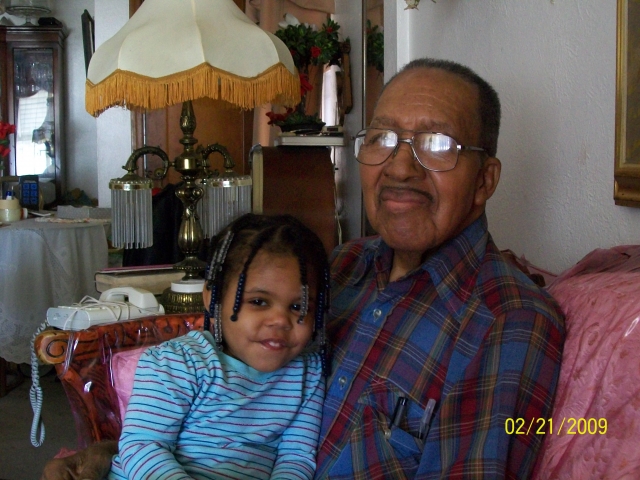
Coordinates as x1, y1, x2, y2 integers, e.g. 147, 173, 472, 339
108, 330, 325, 480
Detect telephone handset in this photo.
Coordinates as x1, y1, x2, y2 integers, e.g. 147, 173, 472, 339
46, 287, 165, 331
99, 287, 160, 308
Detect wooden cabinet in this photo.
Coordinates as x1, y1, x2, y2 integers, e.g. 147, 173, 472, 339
0, 24, 65, 202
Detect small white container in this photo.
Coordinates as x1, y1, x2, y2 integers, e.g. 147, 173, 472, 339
0, 198, 23, 222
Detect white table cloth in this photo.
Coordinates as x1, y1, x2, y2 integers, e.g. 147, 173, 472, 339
0, 219, 108, 364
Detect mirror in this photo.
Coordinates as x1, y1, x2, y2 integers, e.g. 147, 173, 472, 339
361, 0, 384, 236
13, 49, 56, 181
365, 0, 384, 126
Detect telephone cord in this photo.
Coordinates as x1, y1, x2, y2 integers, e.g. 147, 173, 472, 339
29, 321, 48, 447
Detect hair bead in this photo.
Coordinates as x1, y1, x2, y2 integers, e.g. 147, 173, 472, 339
230, 272, 246, 321
206, 230, 234, 290
213, 303, 223, 349
298, 284, 309, 324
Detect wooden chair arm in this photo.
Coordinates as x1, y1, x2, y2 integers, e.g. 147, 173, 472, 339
35, 330, 70, 365
34, 313, 205, 447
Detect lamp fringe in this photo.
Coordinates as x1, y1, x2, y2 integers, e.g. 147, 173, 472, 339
85, 63, 301, 117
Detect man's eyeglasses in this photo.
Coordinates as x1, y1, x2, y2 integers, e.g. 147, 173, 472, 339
353, 128, 486, 172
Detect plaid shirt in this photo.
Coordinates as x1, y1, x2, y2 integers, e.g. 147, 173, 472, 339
316, 215, 564, 479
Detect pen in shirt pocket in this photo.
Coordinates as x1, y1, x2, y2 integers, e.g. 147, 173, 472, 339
389, 396, 408, 429
418, 398, 437, 440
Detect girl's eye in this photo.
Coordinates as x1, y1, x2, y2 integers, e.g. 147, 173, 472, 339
248, 298, 268, 307
290, 303, 301, 312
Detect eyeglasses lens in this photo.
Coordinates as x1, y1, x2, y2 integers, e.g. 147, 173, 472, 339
355, 129, 458, 171
414, 133, 456, 170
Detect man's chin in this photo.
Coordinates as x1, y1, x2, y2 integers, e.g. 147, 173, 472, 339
376, 219, 437, 254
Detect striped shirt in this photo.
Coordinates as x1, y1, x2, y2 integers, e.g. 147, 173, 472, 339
316, 214, 565, 479
108, 330, 325, 480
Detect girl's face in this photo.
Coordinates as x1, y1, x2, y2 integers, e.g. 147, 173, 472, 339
209, 250, 316, 372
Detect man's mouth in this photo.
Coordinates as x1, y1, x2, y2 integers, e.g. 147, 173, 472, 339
379, 186, 433, 205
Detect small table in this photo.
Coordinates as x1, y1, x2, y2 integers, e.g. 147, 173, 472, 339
0, 218, 108, 366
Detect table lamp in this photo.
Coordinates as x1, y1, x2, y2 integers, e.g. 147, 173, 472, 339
86, 0, 300, 312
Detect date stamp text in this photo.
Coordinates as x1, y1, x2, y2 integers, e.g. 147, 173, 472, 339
505, 417, 607, 435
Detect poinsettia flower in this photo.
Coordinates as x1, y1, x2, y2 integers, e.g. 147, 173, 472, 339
299, 73, 314, 96
265, 108, 294, 126
311, 46, 322, 58
0, 122, 16, 139
0, 144, 11, 157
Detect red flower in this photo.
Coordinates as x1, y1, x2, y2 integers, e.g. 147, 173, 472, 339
299, 73, 313, 96
0, 122, 15, 140
325, 27, 334, 33
310, 46, 322, 58
265, 108, 293, 125
0, 144, 11, 157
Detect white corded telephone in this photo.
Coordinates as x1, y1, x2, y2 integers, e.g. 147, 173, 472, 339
46, 287, 165, 331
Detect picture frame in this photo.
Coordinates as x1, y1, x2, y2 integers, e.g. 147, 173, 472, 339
615, 0, 640, 207
81, 9, 95, 76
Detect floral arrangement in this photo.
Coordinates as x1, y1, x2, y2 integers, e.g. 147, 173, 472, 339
275, 14, 342, 70
0, 121, 16, 173
268, 15, 344, 130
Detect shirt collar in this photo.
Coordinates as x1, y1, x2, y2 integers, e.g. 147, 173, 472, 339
422, 214, 489, 322
354, 215, 488, 322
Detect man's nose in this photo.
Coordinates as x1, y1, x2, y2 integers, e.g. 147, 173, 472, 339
385, 140, 425, 178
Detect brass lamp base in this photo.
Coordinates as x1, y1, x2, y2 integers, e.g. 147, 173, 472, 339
161, 280, 204, 314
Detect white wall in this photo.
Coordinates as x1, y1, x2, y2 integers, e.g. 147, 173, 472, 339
334, 0, 364, 241
94, 0, 131, 207
16, 0, 130, 206
386, 0, 640, 274
55, 0, 98, 200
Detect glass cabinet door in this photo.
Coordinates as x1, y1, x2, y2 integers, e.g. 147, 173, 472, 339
13, 47, 55, 182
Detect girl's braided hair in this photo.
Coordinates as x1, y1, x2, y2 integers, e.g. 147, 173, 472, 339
204, 213, 330, 375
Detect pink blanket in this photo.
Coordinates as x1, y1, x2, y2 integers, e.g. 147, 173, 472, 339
532, 246, 640, 479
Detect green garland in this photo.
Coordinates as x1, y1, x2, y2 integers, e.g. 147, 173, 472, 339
275, 18, 342, 70
366, 20, 384, 73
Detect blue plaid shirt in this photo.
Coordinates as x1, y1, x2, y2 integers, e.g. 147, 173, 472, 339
316, 215, 564, 479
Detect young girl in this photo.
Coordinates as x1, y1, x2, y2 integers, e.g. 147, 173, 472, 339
108, 214, 330, 480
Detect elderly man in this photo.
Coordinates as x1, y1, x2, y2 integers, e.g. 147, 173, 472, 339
315, 58, 564, 479
42, 58, 564, 480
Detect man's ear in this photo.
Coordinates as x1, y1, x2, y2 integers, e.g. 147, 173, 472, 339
474, 156, 501, 207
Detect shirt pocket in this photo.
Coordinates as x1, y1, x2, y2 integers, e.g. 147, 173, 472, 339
356, 382, 425, 476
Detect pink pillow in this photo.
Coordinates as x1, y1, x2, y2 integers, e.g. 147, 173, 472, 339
111, 347, 147, 422
532, 246, 640, 480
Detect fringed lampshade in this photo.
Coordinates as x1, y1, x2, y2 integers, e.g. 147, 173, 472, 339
85, 0, 300, 117
109, 174, 153, 249
196, 143, 252, 239
198, 174, 253, 238
88, 0, 300, 312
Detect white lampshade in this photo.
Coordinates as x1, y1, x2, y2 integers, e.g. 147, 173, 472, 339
86, 0, 300, 116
